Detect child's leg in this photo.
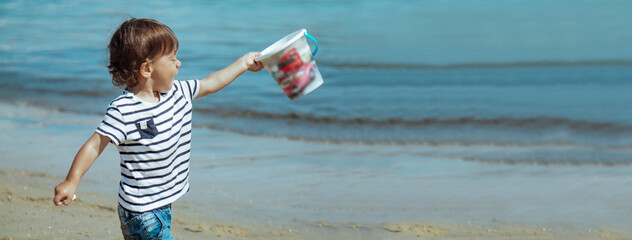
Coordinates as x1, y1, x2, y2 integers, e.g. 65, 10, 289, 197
118, 204, 173, 240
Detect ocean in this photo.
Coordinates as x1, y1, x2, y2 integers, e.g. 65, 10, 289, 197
1, 0, 631, 166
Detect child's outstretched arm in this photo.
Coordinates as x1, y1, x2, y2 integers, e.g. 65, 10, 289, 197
53, 132, 110, 206
196, 52, 264, 99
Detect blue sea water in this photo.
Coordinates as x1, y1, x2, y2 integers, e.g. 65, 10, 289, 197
1, 0, 631, 165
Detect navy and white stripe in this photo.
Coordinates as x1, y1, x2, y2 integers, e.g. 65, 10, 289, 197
96, 80, 199, 212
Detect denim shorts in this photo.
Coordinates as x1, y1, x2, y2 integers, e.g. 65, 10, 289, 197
118, 204, 173, 240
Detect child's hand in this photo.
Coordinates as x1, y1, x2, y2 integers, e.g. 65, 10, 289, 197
53, 180, 77, 206
242, 52, 264, 72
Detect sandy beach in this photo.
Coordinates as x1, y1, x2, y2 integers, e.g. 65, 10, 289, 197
2, 168, 630, 240
1, 101, 631, 240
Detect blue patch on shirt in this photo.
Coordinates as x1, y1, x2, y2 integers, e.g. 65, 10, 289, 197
136, 119, 158, 139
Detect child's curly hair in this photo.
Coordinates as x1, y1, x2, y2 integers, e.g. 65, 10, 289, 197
107, 18, 179, 89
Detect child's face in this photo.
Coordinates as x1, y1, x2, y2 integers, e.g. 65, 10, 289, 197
151, 51, 181, 93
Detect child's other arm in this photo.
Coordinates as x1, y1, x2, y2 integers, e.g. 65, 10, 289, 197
53, 133, 110, 206
195, 52, 263, 99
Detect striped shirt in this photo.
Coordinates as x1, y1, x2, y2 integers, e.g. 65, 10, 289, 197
96, 80, 199, 212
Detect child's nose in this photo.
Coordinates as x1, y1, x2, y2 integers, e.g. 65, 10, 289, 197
176, 60, 182, 68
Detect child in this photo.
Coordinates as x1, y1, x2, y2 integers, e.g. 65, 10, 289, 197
53, 18, 263, 239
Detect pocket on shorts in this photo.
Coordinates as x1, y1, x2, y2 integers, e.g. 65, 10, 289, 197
139, 211, 164, 239
118, 207, 144, 238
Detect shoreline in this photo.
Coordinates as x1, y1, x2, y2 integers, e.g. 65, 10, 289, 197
1, 101, 631, 239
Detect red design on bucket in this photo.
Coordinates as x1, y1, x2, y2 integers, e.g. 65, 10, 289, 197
275, 48, 316, 99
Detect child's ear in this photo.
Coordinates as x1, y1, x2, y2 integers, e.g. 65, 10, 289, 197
139, 62, 152, 78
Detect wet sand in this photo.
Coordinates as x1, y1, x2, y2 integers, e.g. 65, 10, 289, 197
1, 101, 631, 240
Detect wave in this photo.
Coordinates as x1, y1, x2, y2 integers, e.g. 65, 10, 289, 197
195, 123, 631, 149
195, 107, 632, 134
193, 122, 632, 166
462, 149, 632, 167
317, 59, 632, 70
0, 82, 116, 98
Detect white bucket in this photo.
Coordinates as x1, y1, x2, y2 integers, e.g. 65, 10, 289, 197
255, 29, 323, 101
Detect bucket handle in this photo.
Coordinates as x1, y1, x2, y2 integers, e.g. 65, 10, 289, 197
304, 32, 318, 57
